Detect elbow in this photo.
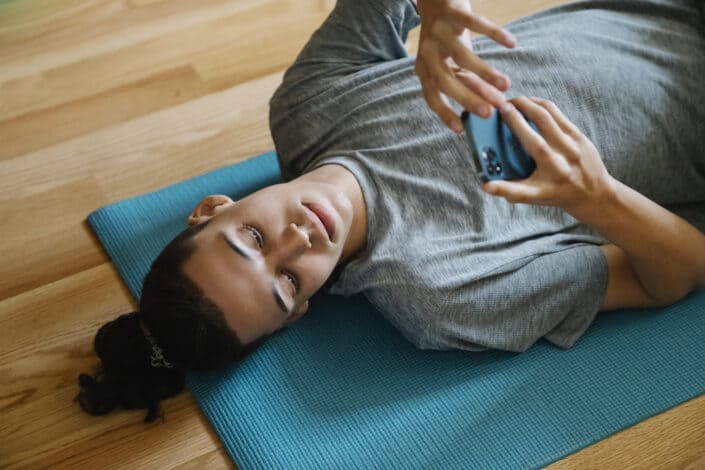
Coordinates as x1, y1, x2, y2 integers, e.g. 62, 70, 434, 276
690, 258, 705, 295
646, 292, 684, 308
646, 260, 705, 306
694, 245, 705, 290
646, 281, 700, 307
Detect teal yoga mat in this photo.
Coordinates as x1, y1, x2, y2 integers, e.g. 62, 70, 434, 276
89, 150, 705, 469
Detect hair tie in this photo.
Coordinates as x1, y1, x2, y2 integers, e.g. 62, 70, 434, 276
139, 319, 174, 369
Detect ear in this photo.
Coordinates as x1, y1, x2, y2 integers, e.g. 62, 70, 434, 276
284, 300, 309, 327
187, 195, 234, 226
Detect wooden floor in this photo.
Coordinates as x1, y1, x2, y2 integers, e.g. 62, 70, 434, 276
1, 0, 703, 467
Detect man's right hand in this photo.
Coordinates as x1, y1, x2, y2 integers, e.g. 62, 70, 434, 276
415, 0, 517, 133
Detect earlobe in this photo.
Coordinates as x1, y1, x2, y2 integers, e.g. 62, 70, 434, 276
187, 214, 209, 226
187, 194, 234, 225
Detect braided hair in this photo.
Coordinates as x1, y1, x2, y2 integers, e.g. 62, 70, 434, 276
76, 221, 269, 422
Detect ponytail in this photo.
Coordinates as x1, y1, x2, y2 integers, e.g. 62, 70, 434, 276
76, 312, 185, 422
77, 221, 269, 423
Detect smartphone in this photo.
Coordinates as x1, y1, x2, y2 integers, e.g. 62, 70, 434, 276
461, 109, 537, 182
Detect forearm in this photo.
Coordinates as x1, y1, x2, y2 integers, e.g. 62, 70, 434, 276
572, 177, 705, 304
483, 97, 705, 304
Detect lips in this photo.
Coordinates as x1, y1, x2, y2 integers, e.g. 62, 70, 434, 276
304, 202, 336, 242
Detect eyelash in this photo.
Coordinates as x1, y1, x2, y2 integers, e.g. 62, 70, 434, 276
244, 224, 263, 248
244, 224, 300, 294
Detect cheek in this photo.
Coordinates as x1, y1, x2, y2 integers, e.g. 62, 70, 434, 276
297, 255, 338, 289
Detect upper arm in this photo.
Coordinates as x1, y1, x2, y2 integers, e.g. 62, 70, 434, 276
269, 0, 418, 112
599, 244, 664, 311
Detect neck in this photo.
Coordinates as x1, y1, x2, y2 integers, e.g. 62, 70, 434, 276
299, 164, 367, 264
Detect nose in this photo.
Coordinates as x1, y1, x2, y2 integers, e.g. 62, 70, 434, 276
276, 223, 311, 262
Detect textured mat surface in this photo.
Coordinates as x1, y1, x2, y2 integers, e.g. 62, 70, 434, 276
88, 150, 705, 469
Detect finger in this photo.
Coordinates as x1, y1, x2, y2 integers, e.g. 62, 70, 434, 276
483, 179, 542, 204
423, 39, 494, 117
458, 29, 474, 52
416, 59, 464, 132
454, 9, 517, 49
434, 20, 511, 94
528, 97, 583, 140
499, 100, 572, 179
507, 97, 578, 159
498, 100, 551, 165
456, 70, 507, 111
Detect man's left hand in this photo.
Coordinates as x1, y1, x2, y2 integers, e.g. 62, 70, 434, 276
415, 0, 517, 133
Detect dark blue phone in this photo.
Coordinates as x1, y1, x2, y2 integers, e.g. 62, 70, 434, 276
461, 109, 537, 182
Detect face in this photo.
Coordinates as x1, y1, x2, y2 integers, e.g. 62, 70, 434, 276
182, 179, 356, 344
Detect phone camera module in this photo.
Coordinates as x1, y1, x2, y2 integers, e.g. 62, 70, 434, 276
481, 147, 496, 161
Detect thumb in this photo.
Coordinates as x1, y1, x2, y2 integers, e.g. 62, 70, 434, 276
483, 180, 540, 203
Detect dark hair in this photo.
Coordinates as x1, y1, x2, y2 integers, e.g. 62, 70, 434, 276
76, 221, 269, 423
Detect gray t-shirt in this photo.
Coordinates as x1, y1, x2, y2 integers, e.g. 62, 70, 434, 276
269, 0, 705, 352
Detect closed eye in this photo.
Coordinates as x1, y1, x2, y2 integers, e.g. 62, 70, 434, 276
243, 224, 299, 295
220, 231, 292, 317
244, 224, 263, 248
284, 271, 299, 294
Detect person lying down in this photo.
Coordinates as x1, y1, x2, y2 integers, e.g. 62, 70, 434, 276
76, 0, 705, 422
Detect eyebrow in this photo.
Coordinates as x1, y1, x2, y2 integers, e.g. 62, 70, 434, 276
219, 231, 292, 317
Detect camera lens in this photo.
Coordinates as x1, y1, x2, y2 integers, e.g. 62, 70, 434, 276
487, 165, 495, 175
495, 164, 502, 174
482, 147, 497, 160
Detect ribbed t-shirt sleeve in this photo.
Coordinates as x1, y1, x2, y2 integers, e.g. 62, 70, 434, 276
269, 0, 419, 112
269, 0, 420, 181
423, 244, 608, 353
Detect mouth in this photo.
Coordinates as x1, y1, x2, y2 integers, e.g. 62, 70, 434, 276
303, 202, 336, 242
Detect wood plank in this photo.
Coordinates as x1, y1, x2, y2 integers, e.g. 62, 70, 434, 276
0, 0, 270, 81
0, 0, 328, 122
192, 9, 330, 91
1, 386, 222, 469
0, 263, 222, 469
172, 447, 236, 470
0, 0, 703, 468
0, 221, 107, 300
0, 263, 131, 364
0, 264, 133, 420
0, 178, 109, 299
548, 394, 705, 469
0, 72, 281, 203
0, 0, 94, 34
0, 65, 207, 161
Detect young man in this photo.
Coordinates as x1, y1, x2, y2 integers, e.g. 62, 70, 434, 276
183, 0, 705, 352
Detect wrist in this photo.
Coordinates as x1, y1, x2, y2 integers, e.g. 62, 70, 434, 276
566, 174, 619, 224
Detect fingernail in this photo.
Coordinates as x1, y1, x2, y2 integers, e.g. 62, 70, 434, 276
480, 105, 492, 117
452, 120, 463, 133
501, 102, 514, 114
494, 77, 506, 89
